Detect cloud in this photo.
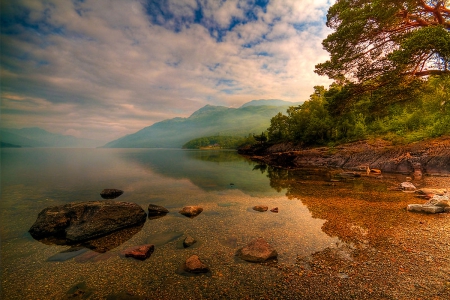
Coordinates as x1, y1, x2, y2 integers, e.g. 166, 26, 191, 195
1, 0, 334, 141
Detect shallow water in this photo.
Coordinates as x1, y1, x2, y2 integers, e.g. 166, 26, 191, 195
0, 148, 430, 299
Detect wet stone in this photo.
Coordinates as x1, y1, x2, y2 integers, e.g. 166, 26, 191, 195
179, 206, 203, 218
270, 207, 279, 213
148, 204, 169, 216
236, 237, 278, 262
183, 235, 197, 248
100, 189, 124, 199
183, 255, 210, 273
253, 205, 268, 212
400, 182, 416, 191
121, 244, 155, 260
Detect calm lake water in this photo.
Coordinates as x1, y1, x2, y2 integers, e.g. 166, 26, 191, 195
0, 148, 420, 299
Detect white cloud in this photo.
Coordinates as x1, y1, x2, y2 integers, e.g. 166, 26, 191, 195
1, 0, 334, 141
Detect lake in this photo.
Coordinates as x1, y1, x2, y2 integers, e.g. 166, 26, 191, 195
1, 148, 446, 299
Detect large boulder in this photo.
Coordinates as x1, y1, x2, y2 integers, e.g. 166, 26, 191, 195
236, 237, 278, 262
29, 201, 147, 242
179, 206, 203, 218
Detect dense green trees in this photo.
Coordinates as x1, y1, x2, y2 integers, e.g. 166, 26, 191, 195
267, 75, 450, 146
316, 1, 450, 83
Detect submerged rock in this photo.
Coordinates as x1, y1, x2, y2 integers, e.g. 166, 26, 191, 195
407, 204, 444, 214
270, 207, 279, 213
253, 205, 268, 212
179, 206, 203, 218
400, 182, 416, 191
236, 237, 278, 262
121, 244, 155, 260
183, 255, 210, 273
100, 189, 124, 199
148, 204, 169, 216
29, 201, 147, 242
183, 235, 197, 248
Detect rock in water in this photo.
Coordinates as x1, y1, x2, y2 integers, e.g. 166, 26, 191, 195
179, 206, 203, 218
183, 255, 210, 273
183, 235, 197, 248
121, 244, 155, 260
253, 205, 268, 212
29, 201, 147, 242
400, 182, 416, 191
148, 204, 169, 216
236, 237, 278, 262
270, 207, 279, 213
100, 189, 124, 199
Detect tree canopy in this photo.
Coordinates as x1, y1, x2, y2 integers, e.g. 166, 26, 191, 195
315, 0, 450, 88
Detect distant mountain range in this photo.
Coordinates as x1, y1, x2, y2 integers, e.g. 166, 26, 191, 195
103, 99, 300, 148
0, 127, 103, 148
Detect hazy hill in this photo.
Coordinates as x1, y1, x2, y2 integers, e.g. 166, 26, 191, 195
0, 127, 102, 148
103, 100, 297, 148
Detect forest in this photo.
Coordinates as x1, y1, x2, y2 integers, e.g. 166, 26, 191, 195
265, 0, 450, 147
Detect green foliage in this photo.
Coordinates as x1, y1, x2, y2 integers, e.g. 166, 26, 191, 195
267, 76, 450, 146
182, 135, 254, 149
315, 0, 450, 104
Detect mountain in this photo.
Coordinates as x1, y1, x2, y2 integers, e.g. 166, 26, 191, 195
103, 100, 296, 148
0, 127, 103, 148
240, 99, 303, 108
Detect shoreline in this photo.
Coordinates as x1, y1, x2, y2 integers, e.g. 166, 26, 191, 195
238, 136, 450, 176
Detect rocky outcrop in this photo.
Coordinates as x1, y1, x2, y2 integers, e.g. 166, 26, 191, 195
29, 201, 147, 242
236, 237, 278, 262
253, 205, 268, 212
121, 244, 155, 260
240, 138, 450, 175
100, 189, 124, 199
183, 255, 210, 273
179, 206, 203, 218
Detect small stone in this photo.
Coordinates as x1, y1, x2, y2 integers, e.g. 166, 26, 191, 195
179, 206, 203, 218
183, 235, 197, 248
407, 204, 444, 214
270, 207, 278, 213
236, 237, 277, 262
148, 204, 169, 216
400, 182, 416, 191
253, 205, 268, 212
100, 189, 124, 199
184, 255, 209, 273
121, 244, 154, 260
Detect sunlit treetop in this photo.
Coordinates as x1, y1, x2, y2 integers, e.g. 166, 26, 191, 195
315, 0, 450, 85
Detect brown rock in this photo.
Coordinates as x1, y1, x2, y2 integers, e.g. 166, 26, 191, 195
183, 255, 209, 273
179, 206, 203, 218
148, 204, 169, 216
253, 205, 268, 212
29, 201, 147, 242
122, 244, 154, 260
183, 235, 197, 248
236, 237, 278, 262
270, 207, 278, 213
100, 189, 124, 199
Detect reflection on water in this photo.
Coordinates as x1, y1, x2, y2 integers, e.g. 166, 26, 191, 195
0, 148, 431, 299
34, 223, 145, 253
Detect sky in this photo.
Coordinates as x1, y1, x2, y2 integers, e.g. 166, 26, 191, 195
1, 0, 335, 142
